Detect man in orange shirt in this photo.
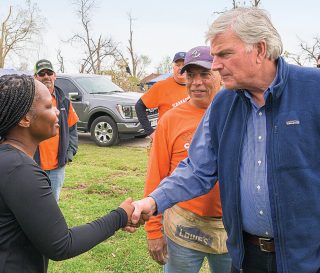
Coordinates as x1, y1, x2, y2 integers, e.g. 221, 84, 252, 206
34, 59, 79, 201
135, 51, 189, 139
144, 46, 231, 273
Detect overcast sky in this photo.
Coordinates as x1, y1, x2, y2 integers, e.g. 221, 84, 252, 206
2, 0, 320, 73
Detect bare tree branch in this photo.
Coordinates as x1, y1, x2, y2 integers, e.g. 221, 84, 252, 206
70, 0, 118, 74
56, 49, 65, 73
285, 36, 320, 66
0, 2, 42, 68
283, 51, 304, 66
213, 0, 261, 15
299, 37, 320, 63
127, 13, 137, 77
125, 12, 150, 79
155, 56, 172, 74
250, 0, 262, 7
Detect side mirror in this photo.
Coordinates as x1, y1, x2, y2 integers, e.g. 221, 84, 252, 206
69, 92, 82, 101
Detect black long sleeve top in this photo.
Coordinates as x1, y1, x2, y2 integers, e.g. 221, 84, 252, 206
135, 98, 155, 136
0, 144, 128, 273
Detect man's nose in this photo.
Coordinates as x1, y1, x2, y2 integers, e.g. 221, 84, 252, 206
211, 58, 223, 71
191, 74, 203, 84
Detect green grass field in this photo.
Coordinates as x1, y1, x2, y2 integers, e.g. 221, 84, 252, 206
48, 143, 209, 273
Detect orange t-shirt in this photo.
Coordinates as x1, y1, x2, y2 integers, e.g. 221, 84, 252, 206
39, 95, 79, 170
141, 77, 189, 120
144, 102, 222, 239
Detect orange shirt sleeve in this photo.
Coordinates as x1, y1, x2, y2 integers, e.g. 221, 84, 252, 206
144, 118, 172, 240
141, 82, 161, 109
68, 102, 79, 127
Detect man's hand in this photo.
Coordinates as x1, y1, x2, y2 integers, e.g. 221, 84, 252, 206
131, 197, 157, 225
147, 237, 168, 265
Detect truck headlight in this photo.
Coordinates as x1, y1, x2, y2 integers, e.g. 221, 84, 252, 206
116, 105, 137, 119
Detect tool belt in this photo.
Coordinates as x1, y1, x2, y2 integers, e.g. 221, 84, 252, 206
163, 205, 228, 254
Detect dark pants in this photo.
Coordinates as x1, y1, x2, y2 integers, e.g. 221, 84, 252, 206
230, 239, 276, 273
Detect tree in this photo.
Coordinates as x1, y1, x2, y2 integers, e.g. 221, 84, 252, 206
70, 0, 118, 74
155, 56, 172, 74
104, 59, 141, 91
284, 37, 320, 66
298, 37, 320, 66
213, 0, 262, 14
127, 13, 137, 77
0, 1, 42, 68
107, 12, 151, 91
231, 0, 262, 8
116, 13, 151, 80
56, 49, 65, 73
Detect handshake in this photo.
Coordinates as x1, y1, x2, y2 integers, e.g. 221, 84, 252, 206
118, 197, 157, 232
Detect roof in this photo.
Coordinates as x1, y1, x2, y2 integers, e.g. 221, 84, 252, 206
147, 73, 172, 85
140, 73, 160, 84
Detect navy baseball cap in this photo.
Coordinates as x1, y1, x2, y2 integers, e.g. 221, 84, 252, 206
180, 46, 213, 74
172, 51, 186, 63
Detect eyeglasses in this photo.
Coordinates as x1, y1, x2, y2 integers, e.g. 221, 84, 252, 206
37, 70, 54, 77
186, 72, 212, 82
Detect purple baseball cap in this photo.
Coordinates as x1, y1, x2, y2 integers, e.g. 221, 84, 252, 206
172, 51, 186, 63
180, 46, 213, 74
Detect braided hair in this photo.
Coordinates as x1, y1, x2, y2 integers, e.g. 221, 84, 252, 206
0, 74, 35, 139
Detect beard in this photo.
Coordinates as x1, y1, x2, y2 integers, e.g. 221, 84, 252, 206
41, 80, 54, 93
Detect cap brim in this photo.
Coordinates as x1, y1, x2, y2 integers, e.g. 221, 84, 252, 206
180, 61, 212, 74
36, 67, 55, 74
173, 58, 185, 63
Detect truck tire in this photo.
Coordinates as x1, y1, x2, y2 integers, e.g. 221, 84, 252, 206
90, 116, 119, 147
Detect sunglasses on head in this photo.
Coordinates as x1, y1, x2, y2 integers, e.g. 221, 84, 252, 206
37, 70, 54, 77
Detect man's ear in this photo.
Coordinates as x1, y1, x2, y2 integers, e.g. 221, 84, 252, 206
256, 40, 267, 64
18, 114, 31, 128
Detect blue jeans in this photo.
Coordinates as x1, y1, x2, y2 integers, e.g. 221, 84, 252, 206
45, 166, 65, 201
164, 237, 231, 273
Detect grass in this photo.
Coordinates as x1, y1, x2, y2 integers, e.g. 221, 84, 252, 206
48, 142, 209, 273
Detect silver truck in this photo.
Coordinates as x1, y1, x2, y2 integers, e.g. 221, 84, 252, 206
55, 74, 157, 147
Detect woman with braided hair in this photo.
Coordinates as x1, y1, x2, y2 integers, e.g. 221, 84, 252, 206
0, 74, 137, 273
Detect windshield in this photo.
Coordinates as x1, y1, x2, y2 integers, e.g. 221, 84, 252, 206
75, 76, 124, 94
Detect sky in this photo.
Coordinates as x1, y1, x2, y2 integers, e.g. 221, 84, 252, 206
2, 0, 320, 74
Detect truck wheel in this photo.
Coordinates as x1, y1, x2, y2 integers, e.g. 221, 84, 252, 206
90, 116, 119, 147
